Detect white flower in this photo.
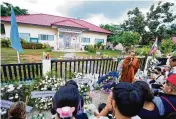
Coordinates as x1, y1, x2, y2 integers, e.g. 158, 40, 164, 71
7, 85, 15, 92
1, 87, 5, 90
17, 84, 22, 89
1, 110, 7, 115
57, 78, 61, 81
54, 84, 58, 87
35, 104, 38, 108
8, 84, 14, 88
9, 97, 14, 100
15, 95, 19, 99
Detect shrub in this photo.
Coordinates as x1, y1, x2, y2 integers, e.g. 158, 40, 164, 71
96, 42, 103, 49
21, 40, 44, 49
88, 45, 96, 53
35, 43, 43, 49
1, 38, 11, 47
42, 44, 50, 49
160, 39, 175, 54
136, 46, 150, 56
44, 47, 52, 52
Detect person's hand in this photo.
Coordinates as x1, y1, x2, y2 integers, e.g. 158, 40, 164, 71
105, 93, 113, 111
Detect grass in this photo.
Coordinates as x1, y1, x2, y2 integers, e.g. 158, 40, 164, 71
1, 48, 64, 64
1, 48, 121, 64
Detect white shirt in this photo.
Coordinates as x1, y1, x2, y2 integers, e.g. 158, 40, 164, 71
170, 66, 176, 74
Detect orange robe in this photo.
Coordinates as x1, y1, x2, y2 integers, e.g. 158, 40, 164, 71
120, 57, 139, 83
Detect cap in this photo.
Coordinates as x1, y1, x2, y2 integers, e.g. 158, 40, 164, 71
167, 74, 176, 86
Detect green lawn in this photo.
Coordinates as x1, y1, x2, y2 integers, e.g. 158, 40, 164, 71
1, 48, 121, 64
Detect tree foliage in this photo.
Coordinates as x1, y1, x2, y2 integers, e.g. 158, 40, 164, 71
146, 2, 176, 41
113, 31, 140, 48
100, 24, 122, 42
120, 2, 176, 45
160, 38, 175, 54
1, 2, 28, 16
121, 7, 146, 35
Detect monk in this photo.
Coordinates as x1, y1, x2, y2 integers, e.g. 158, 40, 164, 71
120, 51, 139, 83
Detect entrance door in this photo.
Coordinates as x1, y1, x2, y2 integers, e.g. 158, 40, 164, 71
63, 33, 72, 49
65, 36, 71, 48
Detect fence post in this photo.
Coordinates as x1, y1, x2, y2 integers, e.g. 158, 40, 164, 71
42, 59, 51, 76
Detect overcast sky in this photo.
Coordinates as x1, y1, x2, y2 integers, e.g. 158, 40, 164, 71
1, 0, 176, 26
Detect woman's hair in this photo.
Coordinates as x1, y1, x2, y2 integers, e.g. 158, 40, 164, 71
52, 85, 79, 119
112, 82, 144, 117
65, 80, 78, 89
133, 81, 154, 102
8, 101, 26, 119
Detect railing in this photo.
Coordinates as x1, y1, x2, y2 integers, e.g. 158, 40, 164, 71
1, 57, 166, 82
51, 58, 147, 80
1, 63, 42, 82
51, 58, 118, 80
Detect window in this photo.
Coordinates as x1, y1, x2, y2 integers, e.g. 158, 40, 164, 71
19, 33, 30, 41
1, 24, 5, 34
95, 39, 104, 44
38, 34, 54, 41
81, 37, 90, 43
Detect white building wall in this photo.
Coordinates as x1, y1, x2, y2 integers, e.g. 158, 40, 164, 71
3, 23, 108, 49
80, 31, 107, 46
3, 23, 58, 47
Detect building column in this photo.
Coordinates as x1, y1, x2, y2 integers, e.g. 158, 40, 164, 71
54, 30, 59, 50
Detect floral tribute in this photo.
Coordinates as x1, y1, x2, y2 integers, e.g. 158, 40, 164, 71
1, 83, 32, 119
97, 71, 119, 93
32, 76, 65, 110
73, 73, 99, 104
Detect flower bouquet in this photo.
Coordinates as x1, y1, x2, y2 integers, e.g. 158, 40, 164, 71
31, 113, 46, 119
78, 83, 92, 104
1, 83, 32, 119
97, 72, 118, 93
32, 76, 65, 110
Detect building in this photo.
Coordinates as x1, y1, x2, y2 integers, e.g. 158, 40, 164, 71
1, 14, 111, 51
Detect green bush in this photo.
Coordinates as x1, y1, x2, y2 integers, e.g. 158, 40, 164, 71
160, 39, 175, 55
44, 47, 52, 52
42, 44, 50, 49
1, 38, 11, 47
136, 46, 150, 56
88, 45, 96, 53
21, 40, 44, 49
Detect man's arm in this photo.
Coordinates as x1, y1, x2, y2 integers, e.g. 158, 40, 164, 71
96, 94, 112, 118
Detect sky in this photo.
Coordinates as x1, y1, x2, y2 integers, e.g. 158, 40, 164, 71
1, 0, 176, 26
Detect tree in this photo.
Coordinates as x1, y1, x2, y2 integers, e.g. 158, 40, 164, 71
100, 24, 123, 42
160, 38, 175, 54
121, 2, 176, 45
146, 2, 176, 41
1, 2, 28, 16
121, 7, 146, 36
113, 31, 140, 52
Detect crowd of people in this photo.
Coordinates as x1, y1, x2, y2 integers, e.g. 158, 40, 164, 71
7, 54, 176, 119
